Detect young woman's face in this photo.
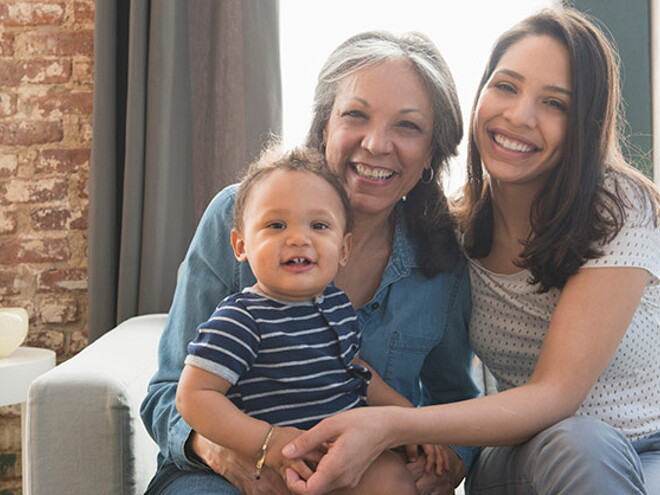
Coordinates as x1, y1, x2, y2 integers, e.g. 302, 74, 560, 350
231, 169, 351, 302
322, 58, 434, 217
473, 35, 571, 189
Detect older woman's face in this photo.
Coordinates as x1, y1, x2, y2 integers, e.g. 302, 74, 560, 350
322, 59, 434, 217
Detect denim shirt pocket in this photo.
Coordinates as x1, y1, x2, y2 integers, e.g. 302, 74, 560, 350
386, 330, 440, 406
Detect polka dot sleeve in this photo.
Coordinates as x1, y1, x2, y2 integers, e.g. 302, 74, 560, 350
583, 184, 660, 285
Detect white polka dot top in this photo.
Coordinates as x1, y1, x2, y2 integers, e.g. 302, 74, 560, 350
468, 176, 660, 441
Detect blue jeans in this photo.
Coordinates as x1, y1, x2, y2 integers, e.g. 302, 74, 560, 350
633, 429, 660, 490
144, 462, 241, 495
466, 416, 659, 494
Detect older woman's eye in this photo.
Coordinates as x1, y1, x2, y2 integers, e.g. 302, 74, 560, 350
342, 110, 367, 119
494, 82, 516, 93
398, 120, 422, 132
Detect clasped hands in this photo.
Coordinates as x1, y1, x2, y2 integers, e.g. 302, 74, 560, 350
191, 418, 461, 495
281, 422, 454, 495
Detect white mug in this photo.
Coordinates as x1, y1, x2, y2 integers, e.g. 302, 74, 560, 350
0, 307, 29, 358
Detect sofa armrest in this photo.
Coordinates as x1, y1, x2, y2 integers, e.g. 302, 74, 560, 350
25, 314, 167, 495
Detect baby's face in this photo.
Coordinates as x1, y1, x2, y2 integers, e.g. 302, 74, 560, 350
231, 169, 350, 302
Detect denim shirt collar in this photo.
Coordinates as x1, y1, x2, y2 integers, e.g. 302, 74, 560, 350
378, 201, 419, 291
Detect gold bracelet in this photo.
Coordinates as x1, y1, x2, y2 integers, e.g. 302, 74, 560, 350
255, 426, 275, 480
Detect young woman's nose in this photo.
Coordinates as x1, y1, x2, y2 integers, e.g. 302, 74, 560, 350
503, 96, 538, 128
361, 123, 393, 155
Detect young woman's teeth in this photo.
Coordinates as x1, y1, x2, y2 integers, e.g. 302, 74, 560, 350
493, 133, 535, 152
354, 164, 394, 180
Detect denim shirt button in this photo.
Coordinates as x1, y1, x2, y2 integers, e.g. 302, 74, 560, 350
370, 301, 380, 310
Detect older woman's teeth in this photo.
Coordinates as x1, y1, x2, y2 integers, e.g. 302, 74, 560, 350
354, 164, 394, 180
493, 133, 535, 152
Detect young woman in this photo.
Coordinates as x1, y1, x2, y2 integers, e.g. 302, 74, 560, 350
284, 8, 660, 495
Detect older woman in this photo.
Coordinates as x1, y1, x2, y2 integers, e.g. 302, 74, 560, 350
283, 8, 660, 495
141, 31, 479, 494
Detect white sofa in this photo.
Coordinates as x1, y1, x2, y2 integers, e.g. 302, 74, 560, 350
25, 314, 166, 495
25, 313, 491, 494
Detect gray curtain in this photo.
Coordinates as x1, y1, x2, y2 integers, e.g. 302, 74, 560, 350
571, 0, 653, 177
89, 0, 281, 341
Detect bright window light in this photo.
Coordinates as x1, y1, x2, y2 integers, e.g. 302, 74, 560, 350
280, 0, 555, 193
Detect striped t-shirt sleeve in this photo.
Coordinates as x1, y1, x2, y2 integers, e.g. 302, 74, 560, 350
185, 298, 260, 384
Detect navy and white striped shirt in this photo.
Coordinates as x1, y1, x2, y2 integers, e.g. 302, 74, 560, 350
185, 284, 371, 429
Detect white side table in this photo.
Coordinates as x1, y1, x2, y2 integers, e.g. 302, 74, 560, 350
0, 347, 56, 494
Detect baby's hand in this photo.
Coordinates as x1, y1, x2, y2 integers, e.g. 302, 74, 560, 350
422, 443, 451, 476
265, 427, 324, 481
404, 443, 451, 476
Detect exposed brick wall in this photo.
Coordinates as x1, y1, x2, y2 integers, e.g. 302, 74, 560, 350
0, 1, 94, 492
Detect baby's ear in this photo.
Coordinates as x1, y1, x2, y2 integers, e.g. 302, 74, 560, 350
230, 228, 248, 262
339, 232, 352, 267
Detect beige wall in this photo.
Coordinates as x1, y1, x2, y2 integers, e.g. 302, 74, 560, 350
0, 1, 95, 492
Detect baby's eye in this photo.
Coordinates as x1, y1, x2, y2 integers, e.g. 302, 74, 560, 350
267, 222, 285, 230
312, 222, 329, 230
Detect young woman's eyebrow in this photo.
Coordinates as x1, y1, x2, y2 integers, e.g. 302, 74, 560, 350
496, 68, 572, 96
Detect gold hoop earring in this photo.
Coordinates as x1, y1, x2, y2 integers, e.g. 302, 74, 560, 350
420, 167, 434, 184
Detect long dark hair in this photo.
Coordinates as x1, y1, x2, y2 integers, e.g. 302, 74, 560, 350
459, 7, 659, 291
305, 31, 464, 277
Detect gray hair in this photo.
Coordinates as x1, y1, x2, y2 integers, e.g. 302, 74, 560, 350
304, 30, 463, 174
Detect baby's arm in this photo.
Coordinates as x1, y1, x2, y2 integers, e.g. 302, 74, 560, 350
176, 364, 316, 480
353, 357, 449, 474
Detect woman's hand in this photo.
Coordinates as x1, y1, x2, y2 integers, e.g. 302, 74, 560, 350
265, 427, 323, 482
189, 431, 290, 495
283, 407, 393, 495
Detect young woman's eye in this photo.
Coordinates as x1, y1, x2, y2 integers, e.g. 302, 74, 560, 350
267, 222, 285, 230
545, 99, 567, 112
312, 222, 329, 230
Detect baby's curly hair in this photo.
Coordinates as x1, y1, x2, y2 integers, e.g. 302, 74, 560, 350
233, 143, 353, 233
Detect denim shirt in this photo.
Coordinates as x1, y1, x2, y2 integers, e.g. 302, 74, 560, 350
140, 184, 480, 474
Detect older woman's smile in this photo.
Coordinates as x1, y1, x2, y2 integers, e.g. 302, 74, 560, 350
351, 163, 396, 181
